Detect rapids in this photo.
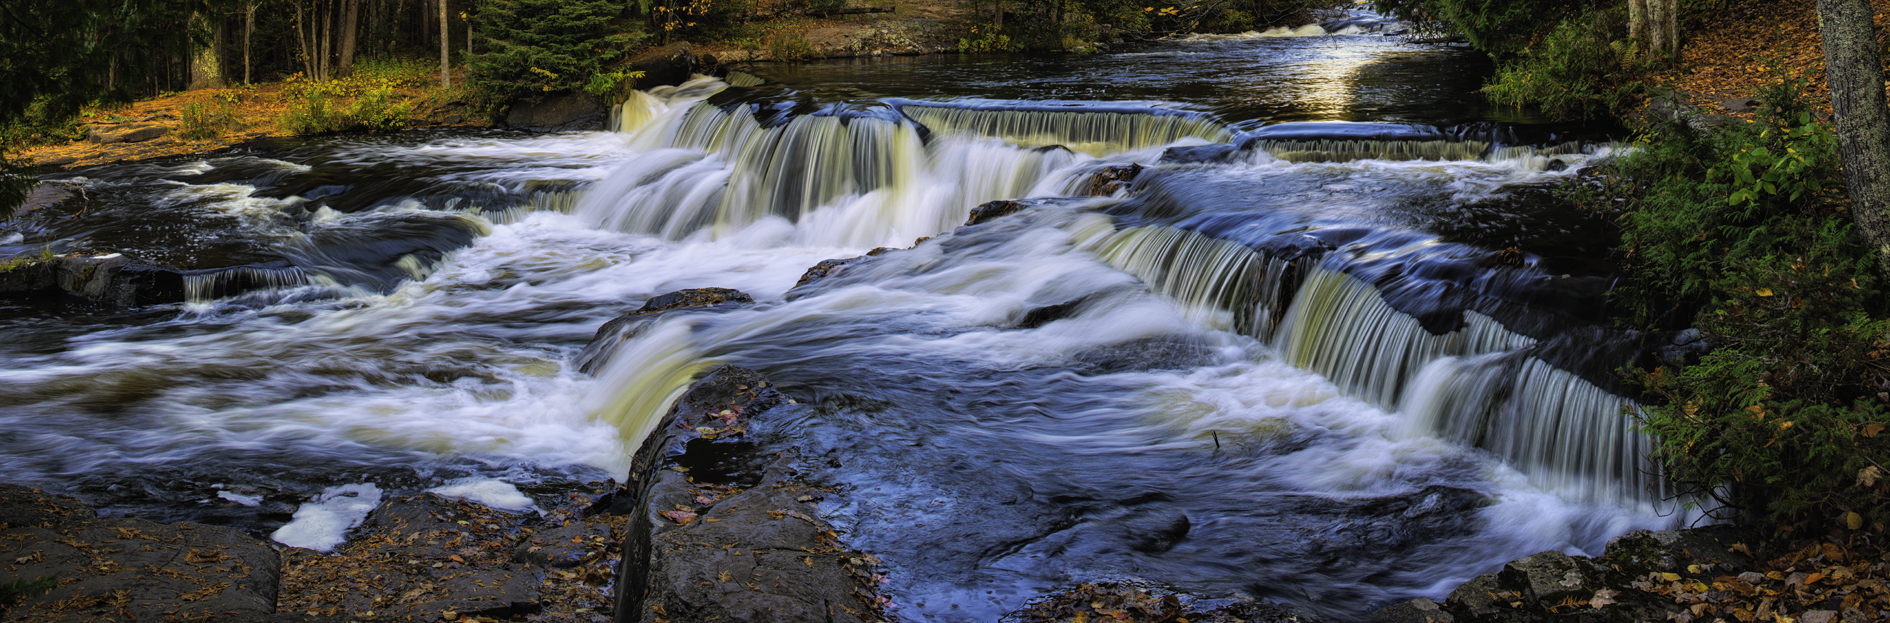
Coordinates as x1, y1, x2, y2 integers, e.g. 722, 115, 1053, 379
0, 12, 1683, 621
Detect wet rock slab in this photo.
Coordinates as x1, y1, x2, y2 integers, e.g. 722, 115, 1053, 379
0, 484, 313, 622
610, 365, 887, 623
277, 493, 544, 620
1374, 525, 1890, 623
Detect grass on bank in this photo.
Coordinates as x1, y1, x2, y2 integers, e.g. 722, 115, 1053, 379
1564, 77, 1890, 532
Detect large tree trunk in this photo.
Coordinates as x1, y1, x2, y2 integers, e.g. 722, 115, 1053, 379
189, 13, 225, 89
338, 0, 360, 77
1817, 0, 1890, 275
439, 0, 451, 87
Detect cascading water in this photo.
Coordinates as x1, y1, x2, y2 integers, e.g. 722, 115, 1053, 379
0, 12, 1689, 621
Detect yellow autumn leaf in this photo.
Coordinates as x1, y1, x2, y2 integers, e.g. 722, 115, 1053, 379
1660, 572, 1681, 582
1847, 511, 1865, 530
1755, 288, 1774, 297
1863, 423, 1885, 438
1780, 420, 1794, 430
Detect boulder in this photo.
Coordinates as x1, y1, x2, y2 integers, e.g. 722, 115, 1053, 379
610, 365, 886, 623
1372, 598, 1455, 623
1499, 551, 1600, 605
1076, 162, 1144, 196
87, 124, 170, 144
577, 287, 756, 374
0, 484, 302, 623
504, 92, 607, 132
964, 199, 1028, 226
628, 43, 698, 89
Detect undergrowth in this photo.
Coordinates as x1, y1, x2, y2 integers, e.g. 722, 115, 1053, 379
1481, 9, 1643, 120
1569, 77, 1890, 530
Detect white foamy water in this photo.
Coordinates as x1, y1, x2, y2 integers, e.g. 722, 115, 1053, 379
428, 478, 537, 511
273, 483, 383, 551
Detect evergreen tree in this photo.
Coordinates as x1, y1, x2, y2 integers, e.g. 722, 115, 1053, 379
468, 0, 643, 112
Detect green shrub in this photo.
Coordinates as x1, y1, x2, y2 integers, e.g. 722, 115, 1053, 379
469, 0, 644, 114
349, 86, 412, 132
279, 90, 353, 135
177, 97, 241, 141
0, 576, 56, 607
768, 31, 817, 61
0, 153, 36, 222
1482, 10, 1640, 120
1576, 81, 1890, 529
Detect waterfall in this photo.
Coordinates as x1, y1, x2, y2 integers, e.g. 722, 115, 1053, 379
1077, 224, 1297, 337
1276, 267, 1536, 408
1251, 139, 1493, 163
897, 102, 1235, 155
580, 318, 718, 445
577, 98, 1088, 248
1073, 216, 1662, 506
182, 265, 314, 302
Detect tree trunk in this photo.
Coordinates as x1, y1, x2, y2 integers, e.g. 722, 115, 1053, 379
245, 4, 256, 84
1646, 0, 1668, 63
338, 0, 359, 77
1817, 0, 1890, 275
439, 0, 451, 87
993, 0, 1003, 30
1628, 0, 1645, 44
294, 3, 316, 79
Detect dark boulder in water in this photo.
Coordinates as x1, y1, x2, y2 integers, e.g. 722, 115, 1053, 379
1078, 163, 1145, 197
578, 288, 756, 375
504, 92, 607, 133
966, 198, 1029, 226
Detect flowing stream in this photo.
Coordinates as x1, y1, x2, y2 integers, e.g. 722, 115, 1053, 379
0, 14, 1685, 621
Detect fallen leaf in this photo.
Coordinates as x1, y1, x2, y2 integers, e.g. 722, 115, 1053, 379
658, 510, 697, 524
1590, 588, 1618, 608
1756, 288, 1774, 296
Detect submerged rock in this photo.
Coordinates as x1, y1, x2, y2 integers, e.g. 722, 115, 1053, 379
610, 365, 885, 623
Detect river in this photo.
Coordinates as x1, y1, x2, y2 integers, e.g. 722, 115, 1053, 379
0, 13, 1686, 621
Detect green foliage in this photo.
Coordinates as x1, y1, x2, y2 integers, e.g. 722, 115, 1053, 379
469, 0, 645, 113
349, 87, 413, 133
0, 576, 56, 607
1480, 10, 1640, 120
280, 90, 352, 135
958, 28, 1015, 53
1372, 0, 1604, 58
0, 154, 39, 222
584, 70, 648, 101
177, 96, 242, 141
1575, 82, 1890, 528
0, 0, 202, 126
761, 31, 815, 62
0, 97, 89, 152
279, 86, 411, 136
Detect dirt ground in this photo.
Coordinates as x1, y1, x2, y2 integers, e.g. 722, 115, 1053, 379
1655, 0, 1890, 120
